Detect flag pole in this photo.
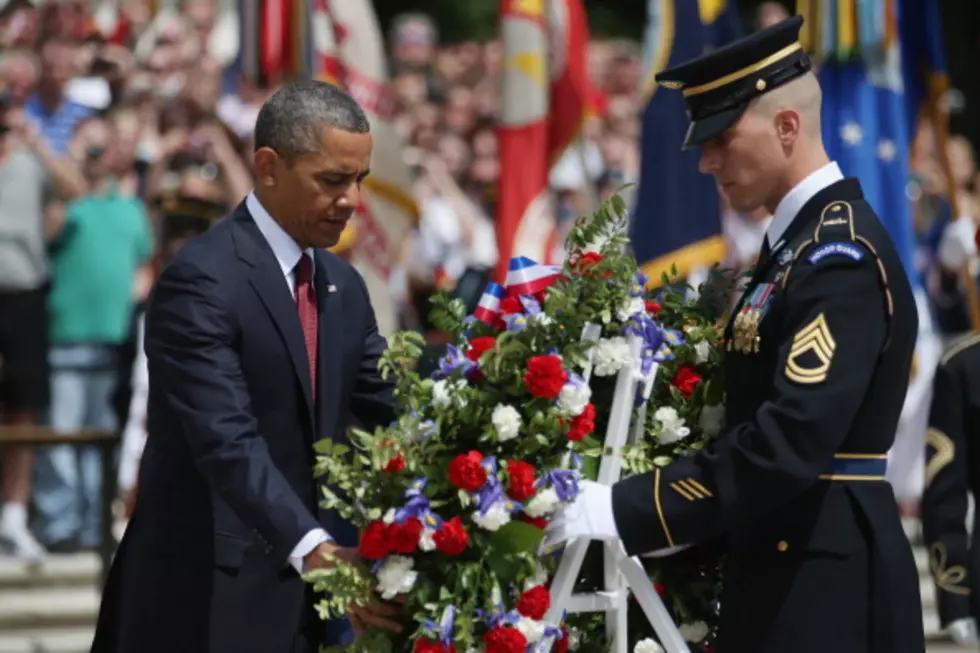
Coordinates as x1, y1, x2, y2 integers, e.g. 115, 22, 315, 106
927, 80, 980, 331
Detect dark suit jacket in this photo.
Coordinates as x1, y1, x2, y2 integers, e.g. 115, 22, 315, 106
91, 201, 395, 653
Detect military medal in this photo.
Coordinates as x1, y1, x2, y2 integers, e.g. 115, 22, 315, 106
734, 283, 776, 354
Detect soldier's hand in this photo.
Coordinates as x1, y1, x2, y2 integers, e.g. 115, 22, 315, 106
947, 618, 979, 646
541, 480, 619, 554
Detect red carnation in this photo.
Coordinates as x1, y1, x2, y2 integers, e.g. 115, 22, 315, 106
389, 517, 424, 554
523, 355, 567, 399
358, 521, 389, 560
384, 455, 405, 473
483, 626, 528, 653
655, 583, 666, 598
499, 296, 524, 315
516, 585, 551, 620
448, 451, 488, 492
671, 365, 703, 399
645, 300, 662, 315
414, 639, 455, 653
554, 629, 570, 653
566, 403, 596, 442
467, 336, 496, 363
433, 516, 469, 555
521, 514, 549, 530
506, 460, 537, 501
573, 251, 605, 275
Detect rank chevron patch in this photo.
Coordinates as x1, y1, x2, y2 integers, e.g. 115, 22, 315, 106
785, 313, 836, 384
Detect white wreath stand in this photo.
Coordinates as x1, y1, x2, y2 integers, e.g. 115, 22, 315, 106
545, 332, 691, 653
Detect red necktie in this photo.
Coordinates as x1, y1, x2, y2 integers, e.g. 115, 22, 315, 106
295, 255, 318, 394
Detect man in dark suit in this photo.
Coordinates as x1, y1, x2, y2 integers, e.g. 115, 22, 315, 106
544, 17, 924, 653
920, 332, 980, 647
91, 81, 402, 653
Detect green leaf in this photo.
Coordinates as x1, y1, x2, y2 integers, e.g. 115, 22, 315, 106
488, 521, 546, 556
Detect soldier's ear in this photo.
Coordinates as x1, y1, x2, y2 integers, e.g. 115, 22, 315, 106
773, 108, 801, 146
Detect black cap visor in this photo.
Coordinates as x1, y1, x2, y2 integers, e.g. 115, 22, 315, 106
682, 101, 749, 150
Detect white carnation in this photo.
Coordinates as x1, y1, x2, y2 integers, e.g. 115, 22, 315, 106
592, 336, 632, 376
516, 617, 547, 643
558, 382, 592, 417
654, 406, 691, 444
432, 379, 467, 409
566, 627, 582, 650
375, 555, 417, 600
492, 404, 522, 442
699, 404, 725, 438
524, 487, 560, 517
616, 297, 646, 322
432, 380, 452, 408
634, 639, 664, 653
382, 508, 397, 525
419, 527, 437, 552
472, 502, 512, 531
524, 563, 550, 590
694, 340, 712, 364
533, 312, 553, 326
679, 621, 709, 643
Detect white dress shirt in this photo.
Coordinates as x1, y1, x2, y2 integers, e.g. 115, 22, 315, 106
246, 192, 331, 573
766, 161, 844, 251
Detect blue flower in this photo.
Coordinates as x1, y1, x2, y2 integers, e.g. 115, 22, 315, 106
535, 468, 581, 503
434, 344, 476, 379
422, 605, 456, 649
394, 478, 443, 529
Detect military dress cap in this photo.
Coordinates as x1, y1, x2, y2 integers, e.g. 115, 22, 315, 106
655, 15, 811, 149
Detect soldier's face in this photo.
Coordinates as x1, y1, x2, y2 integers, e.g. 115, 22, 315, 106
698, 110, 784, 214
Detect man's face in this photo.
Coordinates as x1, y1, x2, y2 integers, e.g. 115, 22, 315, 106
698, 110, 785, 213
263, 125, 373, 249
40, 41, 74, 89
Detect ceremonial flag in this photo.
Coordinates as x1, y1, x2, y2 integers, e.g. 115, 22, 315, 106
239, 0, 310, 85
495, 0, 552, 283
310, 0, 419, 337
812, 0, 948, 501
631, 0, 741, 286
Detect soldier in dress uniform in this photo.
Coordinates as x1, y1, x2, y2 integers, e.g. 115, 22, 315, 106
543, 16, 923, 653
920, 330, 980, 647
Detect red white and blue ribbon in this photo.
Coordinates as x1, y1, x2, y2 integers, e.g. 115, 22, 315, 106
473, 282, 505, 325
504, 256, 561, 296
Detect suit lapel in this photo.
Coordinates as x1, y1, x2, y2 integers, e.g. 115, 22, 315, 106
315, 252, 343, 440
233, 207, 316, 426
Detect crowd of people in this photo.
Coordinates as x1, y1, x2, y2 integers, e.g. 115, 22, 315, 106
0, 0, 976, 569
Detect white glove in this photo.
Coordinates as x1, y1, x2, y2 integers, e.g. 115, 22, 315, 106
541, 480, 619, 553
938, 218, 978, 270
948, 618, 979, 647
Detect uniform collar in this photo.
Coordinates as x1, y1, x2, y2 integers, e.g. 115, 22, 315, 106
245, 191, 314, 280
766, 161, 844, 250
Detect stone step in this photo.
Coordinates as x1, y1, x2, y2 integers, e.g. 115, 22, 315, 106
0, 553, 100, 589
0, 585, 100, 630
0, 627, 93, 653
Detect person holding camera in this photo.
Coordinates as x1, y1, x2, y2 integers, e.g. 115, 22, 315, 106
0, 89, 86, 562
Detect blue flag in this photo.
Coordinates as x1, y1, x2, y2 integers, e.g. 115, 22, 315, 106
819, 0, 946, 288
630, 0, 742, 285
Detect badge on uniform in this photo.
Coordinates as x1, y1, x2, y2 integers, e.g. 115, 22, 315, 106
729, 283, 776, 354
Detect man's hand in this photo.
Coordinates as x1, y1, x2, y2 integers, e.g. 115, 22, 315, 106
541, 480, 620, 553
947, 618, 979, 647
303, 542, 404, 636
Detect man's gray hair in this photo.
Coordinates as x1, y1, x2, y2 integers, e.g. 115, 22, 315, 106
253, 80, 370, 161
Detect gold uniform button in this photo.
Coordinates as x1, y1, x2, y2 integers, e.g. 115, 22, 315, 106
777, 540, 789, 552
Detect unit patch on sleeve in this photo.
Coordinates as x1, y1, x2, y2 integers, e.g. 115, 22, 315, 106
806, 242, 864, 265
